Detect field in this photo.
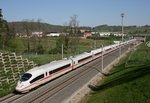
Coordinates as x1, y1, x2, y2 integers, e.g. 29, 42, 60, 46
85, 42, 150, 103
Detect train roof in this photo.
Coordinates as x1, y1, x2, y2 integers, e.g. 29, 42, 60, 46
91, 48, 102, 54
27, 59, 72, 74
71, 52, 92, 60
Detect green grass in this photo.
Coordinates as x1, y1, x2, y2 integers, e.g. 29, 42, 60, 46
87, 74, 150, 103
86, 43, 150, 103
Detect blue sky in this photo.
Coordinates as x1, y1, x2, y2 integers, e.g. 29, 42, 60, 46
0, 0, 150, 26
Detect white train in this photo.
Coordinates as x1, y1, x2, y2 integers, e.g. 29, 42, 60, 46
15, 39, 136, 92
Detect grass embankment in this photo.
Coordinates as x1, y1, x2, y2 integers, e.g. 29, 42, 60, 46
86, 43, 150, 103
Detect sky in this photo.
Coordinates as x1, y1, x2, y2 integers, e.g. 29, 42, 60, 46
0, 0, 150, 27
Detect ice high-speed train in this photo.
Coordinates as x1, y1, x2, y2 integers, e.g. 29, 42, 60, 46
16, 39, 136, 92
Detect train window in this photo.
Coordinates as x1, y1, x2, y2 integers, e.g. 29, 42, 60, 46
20, 73, 32, 82
49, 71, 52, 75
95, 52, 101, 56
50, 64, 71, 75
30, 74, 44, 83
78, 56, 92, 63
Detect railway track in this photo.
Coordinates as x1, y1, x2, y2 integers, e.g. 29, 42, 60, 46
0, 44, 134, 103
0, 93, 24, 103
4, 52, 105, 103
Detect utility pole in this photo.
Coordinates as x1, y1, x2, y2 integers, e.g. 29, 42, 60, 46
94, 40, 96, 49
119, 13, 124, 59
62, 44, 64, 59
119, 42, 121, 58
121, 13, 124, 42
101, 44, 104, 71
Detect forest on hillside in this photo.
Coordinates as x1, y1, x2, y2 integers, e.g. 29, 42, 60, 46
94, 24, 150, 34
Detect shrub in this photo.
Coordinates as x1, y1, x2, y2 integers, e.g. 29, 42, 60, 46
36, 44, 45, 54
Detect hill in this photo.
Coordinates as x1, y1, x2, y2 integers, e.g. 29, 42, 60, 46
94, 24, 150, 34
8, 21, 66, 33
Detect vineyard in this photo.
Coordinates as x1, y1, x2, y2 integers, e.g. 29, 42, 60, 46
0, 52, 36, 97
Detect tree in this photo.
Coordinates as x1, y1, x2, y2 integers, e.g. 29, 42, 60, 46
49, 35, 69, 54
0, 9, 10, 49
37, 44, 45, 54
37, 19, 42, 43
22, 19, 31, 53
68, 15, 80, 55
8, 22, 16, 38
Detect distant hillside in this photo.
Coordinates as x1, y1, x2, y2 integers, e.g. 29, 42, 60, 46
8, 21, 94, 35
8, 22, 66, 33
94, 24, 150, 34
94, 25, 121, 32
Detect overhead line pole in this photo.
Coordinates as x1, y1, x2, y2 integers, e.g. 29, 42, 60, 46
101, 44, 104, 71
121, 13, 124, 42
62, 44, 64, 59
119, 13, 124, 59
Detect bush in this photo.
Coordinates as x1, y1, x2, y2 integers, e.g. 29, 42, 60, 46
49, 35, 69, 54
37, 44, 45, 54
87, 36, 121, 40
49, 48, 58, 54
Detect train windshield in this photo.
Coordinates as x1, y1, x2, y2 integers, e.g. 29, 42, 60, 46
20, 73, 32, 82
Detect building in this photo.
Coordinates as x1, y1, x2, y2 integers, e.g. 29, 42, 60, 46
46, 32, 60, 37
32, 32, 43, 37
84, 31, 92, 37
99, 32, 111, 37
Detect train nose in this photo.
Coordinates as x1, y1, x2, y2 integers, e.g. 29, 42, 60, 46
15, 81, 24, 92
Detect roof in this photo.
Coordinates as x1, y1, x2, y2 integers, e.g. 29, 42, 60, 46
27, 59, 72, 74
91, 48, 102, 54
72, 52, 92, 61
